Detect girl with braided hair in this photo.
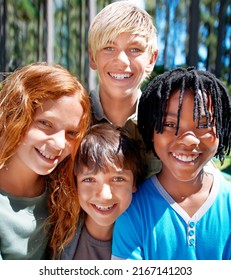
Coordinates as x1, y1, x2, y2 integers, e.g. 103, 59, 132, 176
112, 67, 231, 260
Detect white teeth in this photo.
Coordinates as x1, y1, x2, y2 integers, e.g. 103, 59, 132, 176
38, 150, 56, 160
172, 153, 199, 162
110, 73, 131, 79
94, 205, 114, 211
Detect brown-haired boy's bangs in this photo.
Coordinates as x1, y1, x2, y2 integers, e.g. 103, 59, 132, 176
75, 137, 125, 175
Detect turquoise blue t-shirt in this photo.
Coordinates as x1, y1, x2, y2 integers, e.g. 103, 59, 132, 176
112, 173, 231, 260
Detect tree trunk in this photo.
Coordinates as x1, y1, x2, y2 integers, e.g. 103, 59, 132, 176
187, 0, 200, 66
0, 0, 7, 72
46, 0, 54, 63
88, 0, 97, 91
163, 1, 170, 68
215, 0, 227, 78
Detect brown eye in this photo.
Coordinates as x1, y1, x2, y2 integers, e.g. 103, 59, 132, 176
67, 131, 78, 139
198, 122, 213, 129
164, 123, 176, 128
38, 120, 52, 128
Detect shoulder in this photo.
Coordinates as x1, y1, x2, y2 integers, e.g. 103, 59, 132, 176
89, 87, 106, 122
60, 220, 84, 260
136, 176, 157, 194
135, 177, 154, 194
128, 176, 159, 211
219, 176, 231, 192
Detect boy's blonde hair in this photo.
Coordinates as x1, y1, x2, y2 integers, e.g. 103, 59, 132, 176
88, 1, 158, 62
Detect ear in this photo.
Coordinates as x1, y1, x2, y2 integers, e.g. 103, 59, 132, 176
89, 48, 98, 70
145, 50, 158, 75
132, 184, 137, 193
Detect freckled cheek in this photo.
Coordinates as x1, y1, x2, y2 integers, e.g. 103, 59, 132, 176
23, 129, 46, 143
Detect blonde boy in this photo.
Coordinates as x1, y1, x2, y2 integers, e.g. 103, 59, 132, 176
88, 1, 161, 177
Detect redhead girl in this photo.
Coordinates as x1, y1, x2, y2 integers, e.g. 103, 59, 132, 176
0, 62, 90, 259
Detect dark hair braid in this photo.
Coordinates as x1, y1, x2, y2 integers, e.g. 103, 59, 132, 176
138, 67, 231, 164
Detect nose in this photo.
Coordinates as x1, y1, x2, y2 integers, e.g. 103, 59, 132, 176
116, 51, 130, 65
177, 132, 200, 146
51, 130, 66, 150
98, 183, 113, 200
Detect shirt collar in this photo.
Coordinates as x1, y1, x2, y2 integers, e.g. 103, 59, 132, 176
89, 85, 142, 124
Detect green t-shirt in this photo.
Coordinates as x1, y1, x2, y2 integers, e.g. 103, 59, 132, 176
0, 188, 49, 260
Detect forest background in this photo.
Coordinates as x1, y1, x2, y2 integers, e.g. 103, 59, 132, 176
0, 0, 230, 178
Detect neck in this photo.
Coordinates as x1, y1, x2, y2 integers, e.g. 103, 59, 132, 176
99, 88, 140, 127
0, 164, 45, 197
85, 217, 113, 241
157, 170, 213, 217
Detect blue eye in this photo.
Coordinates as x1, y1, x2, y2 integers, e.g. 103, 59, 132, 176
82, 177, 94, 183
113, 177, 125, 182
130, 48, 142, 53
104, 47, 114, 51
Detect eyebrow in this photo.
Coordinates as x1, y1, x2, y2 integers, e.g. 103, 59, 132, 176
106, 37, 147, 46
165, 105, 210, 121
78, 167, 129, 176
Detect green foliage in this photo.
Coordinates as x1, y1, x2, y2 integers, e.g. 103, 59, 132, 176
214, 156, 231, 182
1, 0, 231, 91
141, 65, 168, 91
16, 0, 36, 20
221, 80, 231, 97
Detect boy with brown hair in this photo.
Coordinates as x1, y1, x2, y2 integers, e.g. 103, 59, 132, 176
60, 123, 144, 259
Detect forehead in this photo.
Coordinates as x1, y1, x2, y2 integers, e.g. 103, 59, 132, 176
77, 163, 128, 176
34, 94, 83, 127
36, 94, 80, 110
170, 88, 211, 103
169, 88, 213, 114
107, 32, 148, 46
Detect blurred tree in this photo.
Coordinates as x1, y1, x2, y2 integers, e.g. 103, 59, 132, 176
187, 0, 199, 66
163, 1, 170, 67
0, 0, 231, 91
47, 0, 54, 63
215, 0, 231, 81
0, 0, 7, 73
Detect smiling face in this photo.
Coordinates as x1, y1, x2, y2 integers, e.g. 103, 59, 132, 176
12, 94, 83, 175
154, 88, 219, 183
90, 32, 157, 99
77, 164, 136, 237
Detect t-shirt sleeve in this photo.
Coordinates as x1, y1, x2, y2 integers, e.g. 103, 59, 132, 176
112, 203, 143, 260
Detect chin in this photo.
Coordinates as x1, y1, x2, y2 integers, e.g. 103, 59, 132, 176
36, 167, 56, 175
